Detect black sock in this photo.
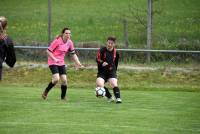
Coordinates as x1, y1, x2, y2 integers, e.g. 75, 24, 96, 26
113, 87, 120, 99
0, 67, 2, 81
61, 85, 67, 99
104, 86, 112, 98
45, 82, 55, 93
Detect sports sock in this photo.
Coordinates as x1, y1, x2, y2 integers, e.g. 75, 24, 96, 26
0, 67, 2, 80
61, 85, 67, 99
113, 87, 121, 98
104, 86, 112, 98
45, 82, 55, 93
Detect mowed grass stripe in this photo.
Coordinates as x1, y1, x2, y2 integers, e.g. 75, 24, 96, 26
0, 121, 199, 132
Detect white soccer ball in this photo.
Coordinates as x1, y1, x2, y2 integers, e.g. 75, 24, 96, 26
95, 87, 106, 97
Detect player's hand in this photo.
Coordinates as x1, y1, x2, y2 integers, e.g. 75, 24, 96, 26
102, 62, 108, 67
53, 58, 59, 63
75, 64, 85, 70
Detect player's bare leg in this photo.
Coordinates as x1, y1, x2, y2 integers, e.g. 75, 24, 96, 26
42, 73, 59, 99
96, 77, 113, 102
109, 78, 122, 103
96, 77, 105, 87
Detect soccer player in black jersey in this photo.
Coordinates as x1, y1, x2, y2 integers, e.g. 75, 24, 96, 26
96, 36, 122, 103
0, 16, 16, 80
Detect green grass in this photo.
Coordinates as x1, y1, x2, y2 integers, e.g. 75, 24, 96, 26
0, 86, 200, 134
1, 66, 200, 91
0, 0, 199, 48
0, 65, 200, 133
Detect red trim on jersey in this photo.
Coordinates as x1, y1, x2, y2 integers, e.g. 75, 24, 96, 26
97, 47, 117, 64
96, 49, 102, 63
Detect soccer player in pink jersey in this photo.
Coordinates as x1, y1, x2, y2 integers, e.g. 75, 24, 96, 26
42, 27, 84, 100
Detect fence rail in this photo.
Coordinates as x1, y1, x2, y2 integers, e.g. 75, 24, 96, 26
14, 45, 200, 53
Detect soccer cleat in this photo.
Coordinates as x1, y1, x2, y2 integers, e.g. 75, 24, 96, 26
42, 91, 48, 100
61, 96, 67, 101
116, 98, 122, 103
107, 97, 115, 103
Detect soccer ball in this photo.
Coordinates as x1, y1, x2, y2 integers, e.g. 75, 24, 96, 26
95, 87, 106, 97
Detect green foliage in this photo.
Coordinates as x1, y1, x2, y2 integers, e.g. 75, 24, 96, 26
1, 66, 200, 91
153, 0, 200, 49
0, 0, 199, 49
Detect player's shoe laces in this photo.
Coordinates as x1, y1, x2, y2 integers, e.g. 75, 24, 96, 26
116, 98, 122, 103
107, 97, 115, 103
42, 91, 48, 100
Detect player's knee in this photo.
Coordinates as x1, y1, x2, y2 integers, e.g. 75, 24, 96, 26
61, 79, 67, 85
96, 80, 104, 87
96, 78, 105, 86
96, 82, 104, 87
97, 84, 104, 88
110, 81, 118, 88
52, 77, 60, 84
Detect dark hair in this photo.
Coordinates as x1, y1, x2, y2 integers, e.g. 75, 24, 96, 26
61, 27, 70, 34
56, 27, 70, 38
107, 36, 116, 42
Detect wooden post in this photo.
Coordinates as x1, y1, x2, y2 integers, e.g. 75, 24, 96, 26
147, 0, 152, 63
123, 19, 129, 48
48, 0, 52, 45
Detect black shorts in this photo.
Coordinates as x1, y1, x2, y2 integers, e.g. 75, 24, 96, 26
97, 71, 117, 82
49, 65, 66, 75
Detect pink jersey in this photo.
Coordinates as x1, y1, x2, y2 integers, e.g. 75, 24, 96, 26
47, 37, 75, 66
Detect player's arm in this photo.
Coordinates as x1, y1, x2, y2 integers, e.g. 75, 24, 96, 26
70, 51, 84, 68
68, 41, 83, 69
5, 37, 16, 68
46, 49, 59, 62
96, 49, 103, 64
47, 39, 59, 62
96, 48, 108, 67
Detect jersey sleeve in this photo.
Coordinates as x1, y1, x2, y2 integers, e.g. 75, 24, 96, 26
96, 48, 103, 65
48, 39, 58, 52
5, 36, 14, 46
5, 36, 16, 68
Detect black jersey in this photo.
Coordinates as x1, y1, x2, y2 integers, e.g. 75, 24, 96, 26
0, 35, 16, 68
0, 39, 6, 67
96, 47, 119, 74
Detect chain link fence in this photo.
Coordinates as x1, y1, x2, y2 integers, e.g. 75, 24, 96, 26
14, 46, 200, 65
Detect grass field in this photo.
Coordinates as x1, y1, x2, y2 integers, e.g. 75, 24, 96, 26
0, 86, 200, 134
0, 65, 200, 134
0, 0, 199, 133
1, 65, 200, 90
